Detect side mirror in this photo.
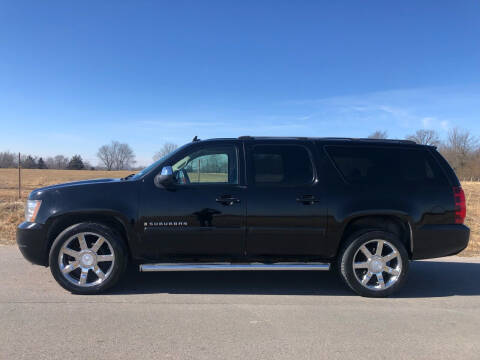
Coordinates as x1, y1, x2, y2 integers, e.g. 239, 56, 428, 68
154, 166, 175, 188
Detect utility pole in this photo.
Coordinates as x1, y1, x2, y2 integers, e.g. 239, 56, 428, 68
18, 152, 21, 199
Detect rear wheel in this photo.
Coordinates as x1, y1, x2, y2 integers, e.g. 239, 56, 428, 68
337, 230, 409, 297
49, 222, 127, 294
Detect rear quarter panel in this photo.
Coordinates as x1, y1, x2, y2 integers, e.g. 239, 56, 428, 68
316, 142, 456, 258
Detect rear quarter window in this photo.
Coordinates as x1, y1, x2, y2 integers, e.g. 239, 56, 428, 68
252, 145, 314, 185
325, 145, 448, 186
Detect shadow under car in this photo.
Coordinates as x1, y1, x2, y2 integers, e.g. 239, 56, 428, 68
108, 260, 480, 298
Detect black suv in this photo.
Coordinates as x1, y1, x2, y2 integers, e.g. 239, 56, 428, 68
17, 137, 469, 297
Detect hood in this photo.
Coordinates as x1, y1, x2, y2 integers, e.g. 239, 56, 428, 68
30, 178, 121, 197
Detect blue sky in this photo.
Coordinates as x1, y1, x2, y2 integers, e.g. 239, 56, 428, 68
1, 1, 479, 166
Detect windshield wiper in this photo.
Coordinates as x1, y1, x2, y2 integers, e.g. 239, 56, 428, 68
121, 174, 136, 181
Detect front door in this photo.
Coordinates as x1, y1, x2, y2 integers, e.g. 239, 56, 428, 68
245, 141, 328, 257
138, 141, 246, 260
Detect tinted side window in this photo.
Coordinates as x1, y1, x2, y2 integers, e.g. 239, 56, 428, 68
252, 145, 314, 185
326, 146, 448, 186
172, 146, 238, 184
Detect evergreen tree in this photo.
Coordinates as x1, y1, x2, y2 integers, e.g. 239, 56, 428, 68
37, 157, 47, 169
67, 155, 85, 170
22, 155, 37, 169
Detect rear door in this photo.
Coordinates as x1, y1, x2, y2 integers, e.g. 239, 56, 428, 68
245, 140, 328, 257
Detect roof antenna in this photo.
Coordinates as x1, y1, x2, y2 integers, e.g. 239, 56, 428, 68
192, 135, 199, 142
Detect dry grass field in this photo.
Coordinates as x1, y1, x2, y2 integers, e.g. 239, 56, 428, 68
460, 182, 480, 256
0, 169, 131, 244
1, 169, 479, 256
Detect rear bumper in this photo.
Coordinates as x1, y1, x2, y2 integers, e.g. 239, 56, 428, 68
412, 224, 470, 260
16, 222, 49, 266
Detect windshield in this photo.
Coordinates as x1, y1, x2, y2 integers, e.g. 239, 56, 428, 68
130, 143, 188, 180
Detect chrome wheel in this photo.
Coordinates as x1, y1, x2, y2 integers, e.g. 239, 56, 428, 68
352, 239, 402, 291
58, 232, 115, 287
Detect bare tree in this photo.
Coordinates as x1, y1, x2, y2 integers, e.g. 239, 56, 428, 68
97, 143, 116, 170
45, 157, 55, 169
0, 151, 16, 168
405, 129, 440, 146
54, 155, 69, 169
367, 130, 388, 139
153, 143, 178, 161
97, 141, 136, 170
83, 160, 94, 170
114, 143, 136, 170
45, 155, 70, 169
440, 127, 479, 179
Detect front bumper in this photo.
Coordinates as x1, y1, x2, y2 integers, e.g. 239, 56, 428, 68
412, 224, 470, 260
16, 222, 49, 266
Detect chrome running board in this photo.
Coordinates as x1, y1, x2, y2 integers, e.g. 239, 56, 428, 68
139, 262, 330, 272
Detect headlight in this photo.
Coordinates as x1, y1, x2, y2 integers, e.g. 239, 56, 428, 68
25, 200, 42, 222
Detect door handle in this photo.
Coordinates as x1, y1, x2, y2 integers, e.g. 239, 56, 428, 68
296, 195, 320, 205
216, 195, 240, 206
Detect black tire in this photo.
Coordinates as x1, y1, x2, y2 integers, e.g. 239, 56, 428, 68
49, 222, 128, 294
337, 230, 409, 297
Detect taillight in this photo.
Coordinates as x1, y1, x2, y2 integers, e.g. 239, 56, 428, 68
453, 186, 466, 224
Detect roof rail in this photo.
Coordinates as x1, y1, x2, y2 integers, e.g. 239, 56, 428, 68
238, 136, 310, 140
355, 138, 417, 144
319, 137, 354, 141
236, 136, 417, 145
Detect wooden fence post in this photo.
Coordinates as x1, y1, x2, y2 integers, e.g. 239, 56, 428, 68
18, 152, 21, 199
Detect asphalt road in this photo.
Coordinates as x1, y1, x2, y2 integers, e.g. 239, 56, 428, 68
1, 245, 480, 360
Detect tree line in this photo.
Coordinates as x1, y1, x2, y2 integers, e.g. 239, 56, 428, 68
0, 141, 178, 171
0, 153, 90, 170
368, 128, 480, 180
1, 130, 479, 180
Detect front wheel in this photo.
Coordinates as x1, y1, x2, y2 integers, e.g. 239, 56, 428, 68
337, 231, 409, 297
49, 222, 128, 294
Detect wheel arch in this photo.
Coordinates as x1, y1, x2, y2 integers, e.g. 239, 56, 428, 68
338, 213, 413, 258
45, 211, 134, 264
